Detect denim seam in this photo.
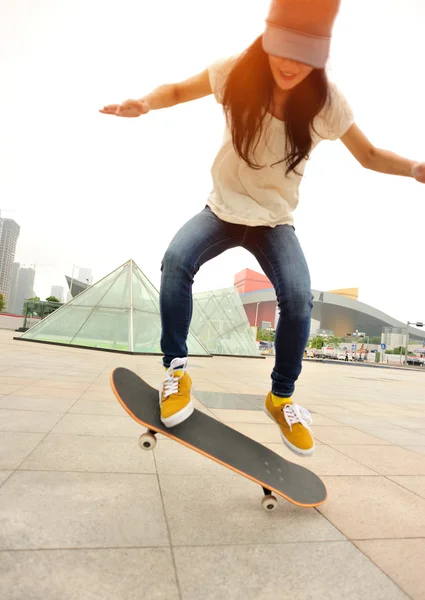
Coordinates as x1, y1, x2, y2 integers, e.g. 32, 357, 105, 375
240, 226, 249, 246
195, 237, 242, 270
254, 243, 281, 300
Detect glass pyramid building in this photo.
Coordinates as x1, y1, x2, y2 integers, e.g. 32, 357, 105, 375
19, 259, 259, 357
192, 288, 259, 357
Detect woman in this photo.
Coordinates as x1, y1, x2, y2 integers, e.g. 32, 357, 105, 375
100, 0, 425, 457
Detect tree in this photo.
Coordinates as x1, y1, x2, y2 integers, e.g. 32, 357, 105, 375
46, 296, 60, 303
386, 346, 406, 355
0, 293, 6, 312
324, 336, 343, 348
257, 329, 275, 342
310, 336, 326, 349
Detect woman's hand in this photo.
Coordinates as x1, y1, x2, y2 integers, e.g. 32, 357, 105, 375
99, 99, 150, 118
412, 162, 425, 184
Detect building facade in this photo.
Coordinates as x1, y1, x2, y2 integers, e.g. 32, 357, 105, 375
11, 266, 36, 315
0, 219, 20, 308
234, 268, 425, 344
50, 285, 65, 303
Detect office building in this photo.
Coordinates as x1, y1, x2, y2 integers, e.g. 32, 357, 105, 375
50, 285, 65, 303
0, 218, 20, 308
12, 266, 36, 315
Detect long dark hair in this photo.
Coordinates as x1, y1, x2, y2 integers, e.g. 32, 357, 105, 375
222, 36, 330, 175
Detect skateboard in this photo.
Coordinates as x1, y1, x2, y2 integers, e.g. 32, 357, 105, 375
110, 367, 327, 511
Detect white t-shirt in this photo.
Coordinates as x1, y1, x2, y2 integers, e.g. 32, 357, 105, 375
207, 56, 354, 227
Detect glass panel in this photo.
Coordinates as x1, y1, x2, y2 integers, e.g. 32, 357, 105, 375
132, 266, 160, 314
97, 268, 132, 309
71, 307, 130, 351
192, 287, 259, 356
71, 265, 125, 307
22, 305, 93, 345
133, 310, 162, 353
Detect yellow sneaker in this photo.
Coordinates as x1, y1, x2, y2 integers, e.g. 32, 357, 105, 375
264, 392, 314, 457
159, 358, 194, 427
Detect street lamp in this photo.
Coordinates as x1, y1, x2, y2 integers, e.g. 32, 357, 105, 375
404, 321, 424, 366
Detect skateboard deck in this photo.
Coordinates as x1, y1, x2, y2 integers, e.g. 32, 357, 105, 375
110, 367, 327, 510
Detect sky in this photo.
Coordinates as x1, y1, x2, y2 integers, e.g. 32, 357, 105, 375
1, 0, 424, 324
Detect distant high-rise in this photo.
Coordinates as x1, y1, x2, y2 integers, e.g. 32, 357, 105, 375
12, 266, 36, 315
8, 262, 20, 313
77, 267, 93, 285
0, 218, 20, 308
50, 285, 65, 303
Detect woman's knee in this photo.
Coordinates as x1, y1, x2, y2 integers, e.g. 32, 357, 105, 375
278, 287, 313, 319
161, 244, 198, 280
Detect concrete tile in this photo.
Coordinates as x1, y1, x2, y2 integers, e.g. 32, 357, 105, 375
238, 394, 268, 408
189, 381, 228, 392
318, 476, 425, 539
332, 445, 425, 475
403, 446, 425, 456
0, 384, 26, 394
159, 474, 344, 546
389, 476, 425, 499
10, 386, 82, 400
303, 405, 357, 415
79, 390, 116, 402
313, 426, 391, 446
40, 374, 97, 384
31, 379, 90, 391
210, 408, 271, 424
69, 399, 125, 416
175, 543, 407, 600
154, 438, 236, 477
355, 539, 425, 600
368, 428, 425, 446
0, 432, 45, 469
19, 433, 156, 474
263, 444, 376, 476
329, 415, 393, 429
0, 471, 12, 486
0, 471, 168, 549
0, 409, 63, 433
0, 548, 179, 600
194, 391, 255, 410
51, 413, 141, 437
3, 370, 56, 379
0, 377, 39, 386
85, 382, 115, 392
0, 395, 76, 412
385, 417, 425, 430
305, 413, 341, 426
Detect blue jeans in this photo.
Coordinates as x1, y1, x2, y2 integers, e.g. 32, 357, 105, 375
160, 206, 313, 397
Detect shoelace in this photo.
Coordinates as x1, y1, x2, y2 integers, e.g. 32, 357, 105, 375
283, 404, 313, 432
161, 357, 188, 400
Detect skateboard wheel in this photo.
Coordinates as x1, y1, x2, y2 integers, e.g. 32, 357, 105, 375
139, 432, 157, 450
261, 495, 278, 512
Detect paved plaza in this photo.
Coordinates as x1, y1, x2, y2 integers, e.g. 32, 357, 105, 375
1, 329, 425, 599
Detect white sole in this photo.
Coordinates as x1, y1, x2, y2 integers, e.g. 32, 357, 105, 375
161, 399, 194, 428
264, 406, 314, 458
